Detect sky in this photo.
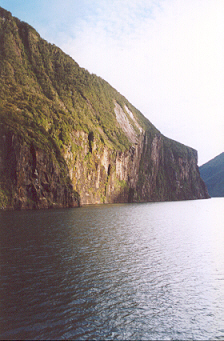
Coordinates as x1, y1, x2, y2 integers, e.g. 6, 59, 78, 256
1, 0, 224, 165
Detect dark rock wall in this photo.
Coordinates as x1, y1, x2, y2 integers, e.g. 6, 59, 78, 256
0, 127, 209, 210
0, 129, 80, 209
62, 130, 209, 205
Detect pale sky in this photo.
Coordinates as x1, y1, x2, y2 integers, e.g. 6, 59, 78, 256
1, 0, 224, 165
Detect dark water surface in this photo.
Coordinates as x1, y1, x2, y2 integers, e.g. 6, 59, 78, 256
0, 198, 224, 340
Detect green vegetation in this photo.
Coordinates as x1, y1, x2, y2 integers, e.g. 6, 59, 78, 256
0, 6, 155, 155
0, 6, 157, 206
0, 7, 208, 208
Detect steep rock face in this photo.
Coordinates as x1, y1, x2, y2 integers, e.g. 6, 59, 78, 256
0, 128, 80, 209
61, 113, 209, 205
63, 128, 145, 204
0, 7, 209, 209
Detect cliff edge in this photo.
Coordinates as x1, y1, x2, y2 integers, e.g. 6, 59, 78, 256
0, 7, 209, 209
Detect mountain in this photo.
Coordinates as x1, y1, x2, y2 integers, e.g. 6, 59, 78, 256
199, 153, 224, 197
0, 7, 209, 209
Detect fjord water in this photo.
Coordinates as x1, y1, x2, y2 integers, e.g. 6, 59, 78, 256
0, 199, 224, 340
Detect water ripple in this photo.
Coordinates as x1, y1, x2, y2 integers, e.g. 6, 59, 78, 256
0, 199, 224, 340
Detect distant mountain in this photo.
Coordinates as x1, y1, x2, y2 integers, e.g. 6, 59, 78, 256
199, 153, 224, 197
0, 7, 209, 209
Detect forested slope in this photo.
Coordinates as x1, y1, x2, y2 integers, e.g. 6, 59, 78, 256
0, 7, 209, 209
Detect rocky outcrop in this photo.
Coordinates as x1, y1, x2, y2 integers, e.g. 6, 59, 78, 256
0, 7, 209, 209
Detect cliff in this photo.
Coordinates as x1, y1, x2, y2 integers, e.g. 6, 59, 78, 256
199, 153, 224, 197
0, 7, 209, 209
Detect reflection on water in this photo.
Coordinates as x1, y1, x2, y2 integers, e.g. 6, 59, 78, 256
0, 198, 224, 340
